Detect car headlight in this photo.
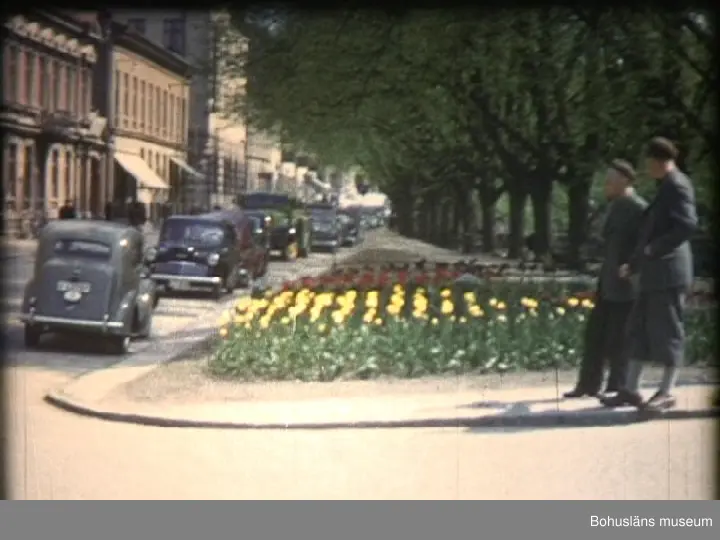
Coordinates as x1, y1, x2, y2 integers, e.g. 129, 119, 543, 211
288, 227, 296, 235
145, 247, 157, 262
207, 253, 220, 266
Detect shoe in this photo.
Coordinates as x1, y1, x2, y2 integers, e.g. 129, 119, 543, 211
644, 392, 676, 412
599, 389, 644, 409
563, 388, 598, 399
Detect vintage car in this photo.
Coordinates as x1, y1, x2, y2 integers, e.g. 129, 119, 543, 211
20, 220, 157, 354
237, 192, 311, 261
146, 210, 268, 300
307, 202, 342, 253
338, 206, 364, 247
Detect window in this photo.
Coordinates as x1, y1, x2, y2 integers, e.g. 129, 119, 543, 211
140, 148, 145, 159
169, 95, 175, 141
132, 76, 138, 127
52, 59, 61, 112
24, 50, 36, 106
148, 84, 154, 132
147, 149, 153, 166
122, 72, 129, 126
64, 150, 72, 199
4, 44, 18, 103
6, 143, 18, 199
162, 18, 185, 55
162, 89, 168, 135
67, 66, 76, 114
79, 68, 88, 117
155, 86, 161, 134
114, 69, 120, 118
180, 98, 186, 143
140, 80, 146, 129
127, 18, 146, 35
155, 153, 161, 173
58, 63, 67, 111
50, 150, 59, 199
39, 56, 50, 109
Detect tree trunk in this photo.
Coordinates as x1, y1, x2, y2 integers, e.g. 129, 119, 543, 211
528, 176, 553, 258
507, 183, 527, 260
480, 187, 496, 254
566, 180, 591, 270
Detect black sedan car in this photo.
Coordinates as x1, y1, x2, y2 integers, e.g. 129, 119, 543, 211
308, 203, 342, 253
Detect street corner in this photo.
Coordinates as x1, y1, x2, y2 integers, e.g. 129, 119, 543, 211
42, 377, 720, 431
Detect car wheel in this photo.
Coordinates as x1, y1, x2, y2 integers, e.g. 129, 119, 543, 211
139, 314, 153, 339
224, 270, 236, 294
211, 284, 223, 300
109, 335, 131, 355
24, 324, 41, 348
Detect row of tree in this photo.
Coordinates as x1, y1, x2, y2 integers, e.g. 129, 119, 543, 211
220, 8, 714, 266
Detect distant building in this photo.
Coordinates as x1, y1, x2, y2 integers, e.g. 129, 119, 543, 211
109, 10, 281, 207
2, 10, 107, 234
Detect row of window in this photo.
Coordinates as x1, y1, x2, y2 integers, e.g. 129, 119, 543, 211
125, 17, 186, 57
3, 42, 92, 118
114, 69, 188, 146
4, 143, 78, 206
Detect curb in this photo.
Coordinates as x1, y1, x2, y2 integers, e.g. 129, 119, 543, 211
44, 390, 719, 430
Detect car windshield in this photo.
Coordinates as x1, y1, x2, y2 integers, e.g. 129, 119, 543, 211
160, 220, 225, 247
53, 239, 112, 261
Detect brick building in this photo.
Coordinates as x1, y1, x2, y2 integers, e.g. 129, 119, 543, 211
2, 11, 107, 235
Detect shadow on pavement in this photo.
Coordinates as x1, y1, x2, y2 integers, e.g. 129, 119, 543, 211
464, 407, 719, 435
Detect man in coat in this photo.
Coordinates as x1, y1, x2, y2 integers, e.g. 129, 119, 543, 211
58, 200, 77, 220
564, 160, 647, 399
601, 137, 698, 412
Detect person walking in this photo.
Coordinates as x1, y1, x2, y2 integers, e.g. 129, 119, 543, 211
564, 160, 647, 399
601, 137, 698, 412
58, 200, 77, 220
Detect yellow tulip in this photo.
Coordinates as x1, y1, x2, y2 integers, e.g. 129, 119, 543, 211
581, 298, 594, 309
219, 326, 228, 338
497, 314, 507, 323
441, 299, 454, 315
440, 288, 452, 298
374, 318, 383, 325
496, 301, 506, 310
431, 317, 439, 325
318, 323, 327, 332
281, 317, 290, 324
489, 298, 498, 307
459, 316, 467, 323
556, 306, 566, 316
469, 305, 484, 317
387, 304, 402, 316
567, 297, 580, 307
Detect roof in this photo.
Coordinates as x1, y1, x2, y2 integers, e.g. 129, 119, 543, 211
113, 20, 192, 78
40, 220, 139, 243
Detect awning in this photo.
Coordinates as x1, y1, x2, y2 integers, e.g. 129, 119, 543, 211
170, 156, 205, 179
114, 153, 169, 190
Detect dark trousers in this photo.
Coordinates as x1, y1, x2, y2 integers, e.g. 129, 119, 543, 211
575, 297, 633, 393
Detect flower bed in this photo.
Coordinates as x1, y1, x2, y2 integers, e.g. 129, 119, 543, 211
211, 277, 717, 382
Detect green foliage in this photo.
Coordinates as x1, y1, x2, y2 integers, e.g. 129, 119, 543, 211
220, 9, 714, 240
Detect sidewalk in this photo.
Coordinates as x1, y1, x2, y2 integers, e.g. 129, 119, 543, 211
45, 363, 719, 429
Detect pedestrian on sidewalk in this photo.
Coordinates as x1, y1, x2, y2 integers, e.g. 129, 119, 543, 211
564, 160, 647, 399
58, 200, 77, 220
601, 137, 698, 413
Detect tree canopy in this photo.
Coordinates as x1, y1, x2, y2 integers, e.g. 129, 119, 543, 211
220, 7, 715, 263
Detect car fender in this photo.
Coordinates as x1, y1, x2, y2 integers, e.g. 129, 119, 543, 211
137, 278, 157, 318
113, 290, 140, 333
21, 279, 36, 313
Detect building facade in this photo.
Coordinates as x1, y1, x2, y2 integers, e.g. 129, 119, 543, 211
110, 10, 282, 207
106, 22, 196, 218
2, 11, 106, 236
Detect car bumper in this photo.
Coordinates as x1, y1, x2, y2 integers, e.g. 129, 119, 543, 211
150, 273, 226, 290
312, 239, 339, 248
20, 312, 125, 333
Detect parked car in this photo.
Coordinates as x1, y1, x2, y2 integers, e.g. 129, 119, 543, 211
308, 202, 342, 253
237, 192, 311, 261
20, 220, 157, 354
146, 210, 268, 300
338, 206, 364, 246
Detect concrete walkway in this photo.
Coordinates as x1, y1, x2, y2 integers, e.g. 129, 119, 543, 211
46, 361, 719, 429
